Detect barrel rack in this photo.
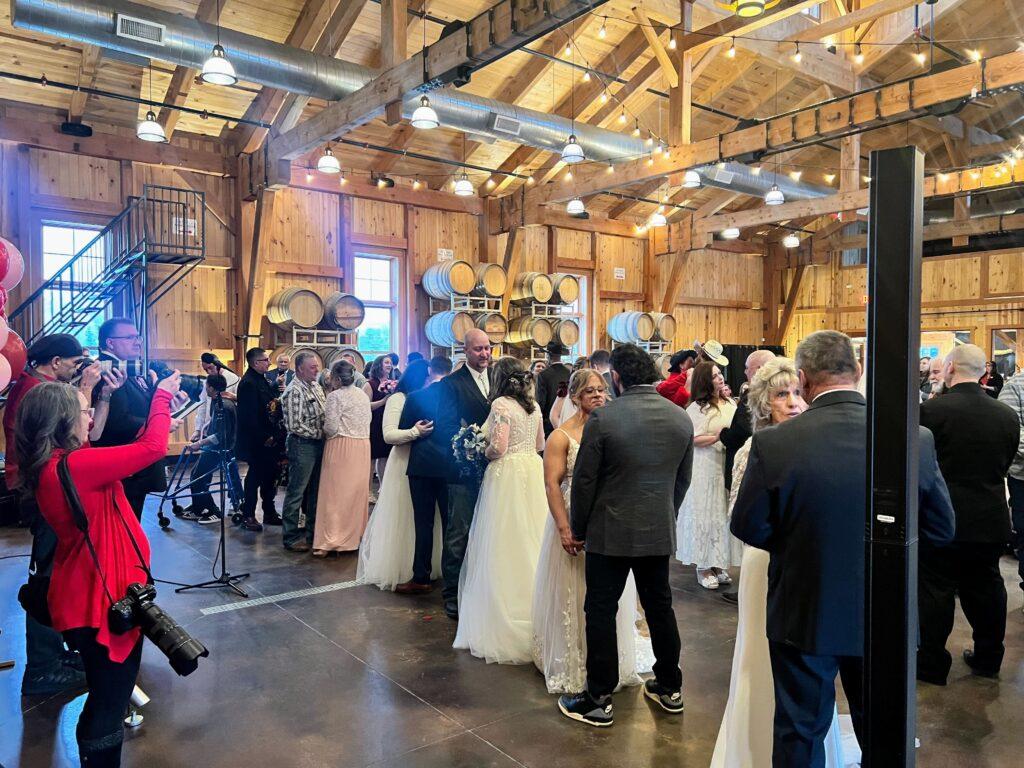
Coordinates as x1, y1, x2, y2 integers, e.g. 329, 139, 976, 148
427, 294, 504, 362
509, 302, 582, 363
611, 339, 672, 353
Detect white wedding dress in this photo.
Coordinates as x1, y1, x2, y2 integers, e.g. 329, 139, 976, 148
454, 397, 548, 664
711, 440, 853, 768
531, 429, 654, 693
676, 400, 742, 569
357, 392, 442, 591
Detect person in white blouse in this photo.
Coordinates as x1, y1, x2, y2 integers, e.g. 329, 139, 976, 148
357, 360, 442, 590
312, 360, 371, 557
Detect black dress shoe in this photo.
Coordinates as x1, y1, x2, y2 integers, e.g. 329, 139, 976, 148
721, 591, 738, 605
444, 602, 459, 621
240, 517, 264, 532
263, 510, 283, 526
963, 649, 1000, 678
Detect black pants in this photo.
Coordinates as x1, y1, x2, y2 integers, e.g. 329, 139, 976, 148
241, 444, 279, 519
408, 475, 449, 585
25, 503, 66, 677
918, 541, 1007, 679
584, 552, 681, 698
188, 451, 221, 513
443, 482, 480, 609
1009, 476, 1024, 592
768, 641, 864, 768
64, 628, 143, 768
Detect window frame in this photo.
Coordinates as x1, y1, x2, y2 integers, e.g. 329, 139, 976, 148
352, 252, 400, 361
38, 219, 108, 350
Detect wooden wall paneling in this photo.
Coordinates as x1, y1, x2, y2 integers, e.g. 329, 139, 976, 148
351, 198, 405, 239
496, 227, 548, 273
263, 187, 342, 301
553, 228, 593, 270
410, 207, 479, 282
595, 234, 645, 295
988, 249, 1024, 296
29, 149, 120, 205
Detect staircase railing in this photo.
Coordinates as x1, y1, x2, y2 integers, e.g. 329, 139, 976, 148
7, 185, 206, 350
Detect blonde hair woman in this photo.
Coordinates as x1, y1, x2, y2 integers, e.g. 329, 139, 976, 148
711, 357, 847, 768
531, 369, 652, 693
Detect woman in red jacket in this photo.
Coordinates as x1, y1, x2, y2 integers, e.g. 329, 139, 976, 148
657, 349, 697, 407
15, 372, 180, 768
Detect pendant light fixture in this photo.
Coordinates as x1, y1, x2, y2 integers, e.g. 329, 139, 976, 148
782, 233, 801, 249
715, 0, 779, 18
137, 63, 167, 143
764, 73, 785, 207
201, 0, 237, 85
561, 38, 585, 165
453, 133, 474, 196
649, 210, 668, 227
410, 7, 438, 129
566, 197, 586, 216
721, 227, 741, 240
682, 169, 701, 188
317, 145, 341, 174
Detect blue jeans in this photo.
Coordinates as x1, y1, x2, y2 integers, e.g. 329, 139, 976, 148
1009, 475, 1024, 591
282, 435, 323, 547
442, 481, 480, 608
187, 450, 243, 513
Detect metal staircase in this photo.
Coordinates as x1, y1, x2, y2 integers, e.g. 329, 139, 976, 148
8, 185, 206, 353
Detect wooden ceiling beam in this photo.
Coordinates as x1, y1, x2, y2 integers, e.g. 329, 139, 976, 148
606, 179, 667, 219
155, 0, 221, 139
633, 6, 678, 87
381, 0, 408, 125
682, 0, 825, 58
67, 45, 103, 124
786, 0, 921, 43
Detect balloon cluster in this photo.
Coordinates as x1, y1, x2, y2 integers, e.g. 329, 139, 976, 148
0, 237, 26, 391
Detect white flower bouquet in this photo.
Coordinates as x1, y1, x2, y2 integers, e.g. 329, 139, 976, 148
452, 422, 488, 483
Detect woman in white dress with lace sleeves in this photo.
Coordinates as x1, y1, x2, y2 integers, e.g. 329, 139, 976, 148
531, 369, 653, 693
357, 360, 442, 589
710, 357, 849, 768
454, 357, 549, 664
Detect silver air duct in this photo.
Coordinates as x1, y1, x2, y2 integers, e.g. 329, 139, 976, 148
13, 0, 826, 198
702, 163, 831, 201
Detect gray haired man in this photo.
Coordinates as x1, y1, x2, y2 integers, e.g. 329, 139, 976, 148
279, 351, 326, 552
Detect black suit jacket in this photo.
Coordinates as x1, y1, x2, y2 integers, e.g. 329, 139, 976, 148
433, 366, 492, 484
719, 390, 752, 490
731, 390, 956, 657
236, 368, 278, 461
920, 382, 1019, 543
401, 382, 448, 479
571, 385, 694, 557
601, 370, 616, 400
92, 353, 164, 492
536, 362, 570, 436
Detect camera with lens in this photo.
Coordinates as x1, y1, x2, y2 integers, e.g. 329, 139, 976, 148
80, 358, 204, 403
109, 582, 209, 676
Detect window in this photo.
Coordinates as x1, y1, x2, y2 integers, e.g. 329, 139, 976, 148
801, 5, 821, 20
561, 274, 589, 359
992, 329, 1020, 378
41, 223, 106, 349
353, 254, 398, 360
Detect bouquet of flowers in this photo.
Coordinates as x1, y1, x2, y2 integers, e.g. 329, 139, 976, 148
378, 378, 398, 395
452, 422, 488, 484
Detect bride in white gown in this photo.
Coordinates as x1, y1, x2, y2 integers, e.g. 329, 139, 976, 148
454, 358, 549, 664
712, 357, 852, 768
357, 362, 442, 590
531, 369, 653, 693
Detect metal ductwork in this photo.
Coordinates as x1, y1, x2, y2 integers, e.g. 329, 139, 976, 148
13, 0, 827, 199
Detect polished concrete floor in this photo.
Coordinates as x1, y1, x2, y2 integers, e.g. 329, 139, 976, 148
1, 495, 1023, 768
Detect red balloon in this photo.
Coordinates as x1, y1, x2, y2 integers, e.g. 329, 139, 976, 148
0, 238, 24, 291
0, 316, 9, 351
0, 286, 7, 314
0, 354, 10, 392
1, 330, 27, 376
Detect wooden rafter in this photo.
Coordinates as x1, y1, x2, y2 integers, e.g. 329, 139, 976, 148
156, 0, 221, 139
633, 6, 677, 87
775, 264, 806, 345
683, 0, 825, 57
786, 0, 922, 43
68, 45, 103, 124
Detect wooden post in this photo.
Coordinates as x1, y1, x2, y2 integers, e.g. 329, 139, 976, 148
840, 134, 861, 222
669, 1, 694, 146
381, 0, 408, 125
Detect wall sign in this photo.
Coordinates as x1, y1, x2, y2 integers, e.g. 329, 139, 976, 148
437, 248, 454, 261
613, 267, 626, 280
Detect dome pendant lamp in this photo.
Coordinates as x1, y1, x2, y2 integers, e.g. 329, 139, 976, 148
201, 1, 237, 85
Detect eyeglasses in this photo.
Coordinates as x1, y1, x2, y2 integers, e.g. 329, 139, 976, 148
81, 407, 95, 418
109, 334, 143, 342
580, 386, 607, 395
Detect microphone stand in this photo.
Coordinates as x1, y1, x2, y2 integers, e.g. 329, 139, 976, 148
174, 393, 249, 598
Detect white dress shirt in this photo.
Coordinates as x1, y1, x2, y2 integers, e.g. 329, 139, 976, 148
469, 365, 489, 398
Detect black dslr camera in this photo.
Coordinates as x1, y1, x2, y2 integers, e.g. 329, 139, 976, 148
109, 583, 209, 676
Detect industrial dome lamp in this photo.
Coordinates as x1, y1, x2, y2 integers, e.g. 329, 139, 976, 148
410, 95, 439, 129
200, 1, 237, 85
317, 146, 341, 174
566, 197, 586, 216
715, 0, 780, 19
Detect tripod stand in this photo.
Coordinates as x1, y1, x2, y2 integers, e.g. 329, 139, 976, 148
172, 394, 249, 597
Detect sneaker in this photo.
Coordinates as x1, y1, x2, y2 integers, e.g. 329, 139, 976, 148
644, 680, 684, 713
22, 664, 87, 696
197, 511, 221, 525
557, 691, 613, 727
61, 650, 84, 673
179, 506, 205, 522
262, 510, 283, 526
285, 541, 311, 553
239, 517, 263, 532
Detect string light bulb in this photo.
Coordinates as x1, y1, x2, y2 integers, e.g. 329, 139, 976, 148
824, 173, 836, 184
649, 210, 668, 227
668, 36, 677, 51
600, 91, 609, 104
792, 43, 802, 65
412, 179, 421, 190
582, 71, 591, 83
632, 121, 641, 138
340, 173, 348, 186
619, 110, 627, 125
968, 49, 982, 62
606, 163, 614, 174
854, 44, 864, 66
598, 18, 607, 39
565, 41, 572, 57
526, 176, 535, 186
913, 43, 926, 66
726, 38, 737, 58
789, 170, 802, 181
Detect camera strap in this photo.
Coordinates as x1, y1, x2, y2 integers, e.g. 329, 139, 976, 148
57, 451, 155, 609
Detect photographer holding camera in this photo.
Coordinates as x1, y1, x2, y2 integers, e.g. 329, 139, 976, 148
14, 369, 207, 767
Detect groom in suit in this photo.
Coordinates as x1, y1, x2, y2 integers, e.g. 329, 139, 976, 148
558, 344, 694, 728
433, 329, 492, 619
731, 330, 955, 767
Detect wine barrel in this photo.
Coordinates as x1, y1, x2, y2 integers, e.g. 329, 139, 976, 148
321, 345, 366, 373
549, 273, 580, 305
649, 311, 677, 342
510, 271, 554, 305
321, 292, 366, 331
425, 311, 476, 347
422, 260, 477, 299
475, 312, 508, 344
267, 288, 324, 330
550, 318, 579, 348
652, 353, 673, 380
607, 311, 655, 343
472, 263, 508, 298
270, 344, 324, 371
505, 316, 553, 348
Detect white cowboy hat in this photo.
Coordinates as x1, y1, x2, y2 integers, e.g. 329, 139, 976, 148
701, 339, 729, 367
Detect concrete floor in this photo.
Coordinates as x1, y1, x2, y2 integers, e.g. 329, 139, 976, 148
1, 497, 1022, 768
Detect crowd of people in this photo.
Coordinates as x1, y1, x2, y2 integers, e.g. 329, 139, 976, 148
5, 316, 1024, 768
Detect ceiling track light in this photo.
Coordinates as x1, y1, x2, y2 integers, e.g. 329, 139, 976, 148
202, 0, 236, 85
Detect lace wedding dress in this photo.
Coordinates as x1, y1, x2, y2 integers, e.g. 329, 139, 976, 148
357, 392, 442, 590
531, 429, 654, 693
453, 397, 549, 664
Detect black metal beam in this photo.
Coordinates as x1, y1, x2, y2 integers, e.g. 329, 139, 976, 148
863, 145, 924, 767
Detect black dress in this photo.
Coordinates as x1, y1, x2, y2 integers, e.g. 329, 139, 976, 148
368, 378, 393, 459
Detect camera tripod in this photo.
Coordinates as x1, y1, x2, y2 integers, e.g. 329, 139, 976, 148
159, 395, 250, 597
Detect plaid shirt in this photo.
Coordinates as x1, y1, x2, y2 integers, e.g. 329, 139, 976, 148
281, 376, 326, 440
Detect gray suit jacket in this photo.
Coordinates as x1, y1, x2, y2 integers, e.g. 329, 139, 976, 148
570, 385, 694, 557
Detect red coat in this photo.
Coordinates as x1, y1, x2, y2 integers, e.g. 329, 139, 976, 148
37, 388, 172, 662
3, 369, 54, 486
657, 370, 690, 408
